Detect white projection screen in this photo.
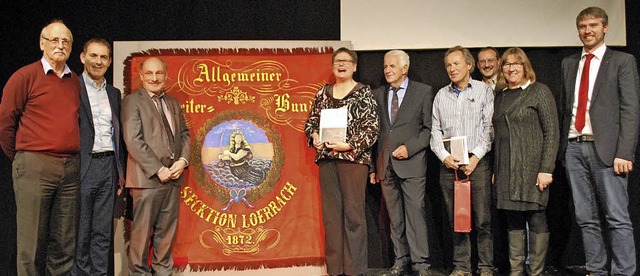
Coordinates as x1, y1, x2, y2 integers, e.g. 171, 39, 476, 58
341, 0, 626, 50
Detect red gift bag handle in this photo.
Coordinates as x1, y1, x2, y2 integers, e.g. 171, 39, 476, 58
454, 169, 469, 182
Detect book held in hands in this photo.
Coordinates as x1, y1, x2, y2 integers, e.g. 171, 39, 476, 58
443, 135, 469, 165
319, 107, 348, 143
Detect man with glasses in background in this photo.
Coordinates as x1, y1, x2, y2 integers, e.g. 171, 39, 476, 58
0, 20, 81, 275
476, 47, 501, 90
476, 46, 508, 274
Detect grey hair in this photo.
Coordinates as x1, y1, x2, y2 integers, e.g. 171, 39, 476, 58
385, 50, 410, 67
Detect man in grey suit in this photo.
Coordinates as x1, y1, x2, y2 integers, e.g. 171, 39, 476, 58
560, 6, 639, 276
370, 50, 434, 276
122, 57, 190, 275
74, 38, 126, 276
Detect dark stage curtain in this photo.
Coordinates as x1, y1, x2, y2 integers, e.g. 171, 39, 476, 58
1, 0, 639, 274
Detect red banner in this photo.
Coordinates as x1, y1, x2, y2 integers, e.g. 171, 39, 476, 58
124, 48, 334, 271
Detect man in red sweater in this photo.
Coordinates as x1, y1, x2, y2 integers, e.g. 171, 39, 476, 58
0, 19, 81, 275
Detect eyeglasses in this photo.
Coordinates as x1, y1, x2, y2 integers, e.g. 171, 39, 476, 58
502, 62, 523, 69
41, 36, 71, 46
333, 59, 353, 65
143, 71, 166, 78
478, 58, 497, 65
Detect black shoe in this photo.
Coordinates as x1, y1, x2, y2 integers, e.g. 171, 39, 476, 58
381, 265, 410, 276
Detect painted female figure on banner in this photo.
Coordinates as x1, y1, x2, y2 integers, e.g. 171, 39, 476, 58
219, 130, 267, 185
201, 119, 274, 210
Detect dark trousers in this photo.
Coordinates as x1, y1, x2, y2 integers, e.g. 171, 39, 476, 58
565, 141, 636, 275
505, 210, 547, 233
13, 151, 80, 275
128, 184, 180, 276
318, 159, 368, 276
439, 157, 493, 272
73, 156, 116, 276
380, 162, 430, 271
491, 188, 509, 272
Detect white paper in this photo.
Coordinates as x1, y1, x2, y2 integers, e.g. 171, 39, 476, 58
443, 135, 469, 165
319, 108, 348, 143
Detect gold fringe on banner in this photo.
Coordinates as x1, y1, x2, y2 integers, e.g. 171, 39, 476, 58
172, 256, 326, 272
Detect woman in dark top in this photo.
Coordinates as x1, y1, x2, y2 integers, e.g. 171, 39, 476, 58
304, 47, 379, 276
493, 47, 559, 276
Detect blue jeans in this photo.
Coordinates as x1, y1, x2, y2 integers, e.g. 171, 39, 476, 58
565, 141, 636, 276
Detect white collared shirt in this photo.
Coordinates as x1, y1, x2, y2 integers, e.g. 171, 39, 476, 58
569, 44, 606, 138
502, 79, 532, 91
40, 57, 72, 78
84, 72, 114, 153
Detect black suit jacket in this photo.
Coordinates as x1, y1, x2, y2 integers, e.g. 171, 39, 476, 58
78, 74, 126, 188
559, 48, 640, 166
372, 79, 434, 179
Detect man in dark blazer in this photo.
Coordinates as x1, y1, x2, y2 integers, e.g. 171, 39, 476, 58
74, 38, 126, 275
370, 50, 434, 276
560, 7, 640, 276
122, 57, 190, 275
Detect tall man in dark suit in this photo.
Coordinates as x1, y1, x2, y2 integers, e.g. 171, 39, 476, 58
73, 38, 126, 276
122, 57, 190, 275
370, 50, 434, 276
560, 6, 639, 276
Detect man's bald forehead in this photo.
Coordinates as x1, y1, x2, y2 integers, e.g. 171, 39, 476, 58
41, 21, 73, 40
140, 57, 167, 71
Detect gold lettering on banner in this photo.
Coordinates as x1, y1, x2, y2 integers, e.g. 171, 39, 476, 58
200, 226, 281, 256
182, 186, 238, 228
177, 59, 291, 96
183, 182, 298, 255
194, 65, 282, 86
174, 58, 329, 133
273, 93, 314, 115
181, 99, 215, 113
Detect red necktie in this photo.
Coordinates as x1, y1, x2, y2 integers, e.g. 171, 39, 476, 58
575, 53, 595, 132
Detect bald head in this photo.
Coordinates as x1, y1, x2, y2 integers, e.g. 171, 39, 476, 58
139, 57, 168, 95
40, 20, 73, 42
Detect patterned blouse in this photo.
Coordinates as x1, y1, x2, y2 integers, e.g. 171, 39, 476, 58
304, 83, 380, 166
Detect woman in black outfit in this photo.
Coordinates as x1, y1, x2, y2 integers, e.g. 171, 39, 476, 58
493, 47, 559, 276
